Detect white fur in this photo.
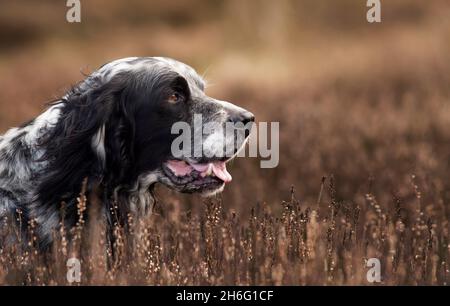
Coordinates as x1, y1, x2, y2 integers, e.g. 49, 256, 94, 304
92, 125, 106, 166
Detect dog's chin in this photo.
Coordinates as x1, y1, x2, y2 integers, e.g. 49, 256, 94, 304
160, 158, 233, 196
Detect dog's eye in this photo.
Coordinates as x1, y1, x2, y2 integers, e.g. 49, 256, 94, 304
168, 93, 185, 104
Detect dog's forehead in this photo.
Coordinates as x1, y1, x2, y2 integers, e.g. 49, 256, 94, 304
96, 57, 205, 91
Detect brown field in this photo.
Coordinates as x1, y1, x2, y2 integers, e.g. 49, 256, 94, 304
0, 0, 449, 285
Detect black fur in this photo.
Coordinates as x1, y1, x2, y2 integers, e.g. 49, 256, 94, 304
0, 57, 253, 251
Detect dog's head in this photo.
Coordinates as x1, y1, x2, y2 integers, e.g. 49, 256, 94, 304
42, 57, 254, 199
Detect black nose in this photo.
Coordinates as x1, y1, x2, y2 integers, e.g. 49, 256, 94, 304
228, 111, 255, 126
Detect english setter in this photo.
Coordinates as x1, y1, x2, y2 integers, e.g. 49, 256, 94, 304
0, 57, 254, 249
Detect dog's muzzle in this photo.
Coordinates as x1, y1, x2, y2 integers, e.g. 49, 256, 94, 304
161, 108, 255, 195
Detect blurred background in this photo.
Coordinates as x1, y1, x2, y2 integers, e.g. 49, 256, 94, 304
0, 0, 449, 219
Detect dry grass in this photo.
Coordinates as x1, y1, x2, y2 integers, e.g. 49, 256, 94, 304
0, 0, 449, 285
0, 178, 448, 285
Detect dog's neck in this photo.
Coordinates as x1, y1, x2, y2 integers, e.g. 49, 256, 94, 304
0, 104, 158, 249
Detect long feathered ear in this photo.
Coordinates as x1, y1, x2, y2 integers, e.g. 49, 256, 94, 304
102, 85, 137, 188
36, 73, 135, 211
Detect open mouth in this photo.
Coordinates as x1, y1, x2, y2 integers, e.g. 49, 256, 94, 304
162, 159, 232, 193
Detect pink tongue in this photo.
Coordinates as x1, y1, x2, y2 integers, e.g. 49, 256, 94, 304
166, 160, 193, 176
211, 162, 232, 183
191, 162, 232, 183
167, 160, 232, 183
190, 163, 210, 172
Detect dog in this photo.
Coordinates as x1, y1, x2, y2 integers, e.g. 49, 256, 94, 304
0, 57, 254, 249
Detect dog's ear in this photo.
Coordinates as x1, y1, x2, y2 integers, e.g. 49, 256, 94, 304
37, 73, 135, 209
103, 83, 137, 185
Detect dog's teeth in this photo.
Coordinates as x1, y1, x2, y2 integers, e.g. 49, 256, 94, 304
200, 164, 214, 177
205, 164, 213, 176
201, 171, 212, 177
